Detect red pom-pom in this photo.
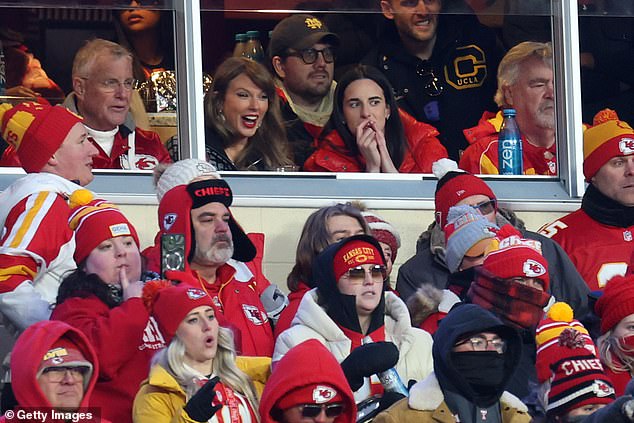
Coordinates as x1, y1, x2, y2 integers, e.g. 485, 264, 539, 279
558, 328, 585, 349
593, 108, 619, 126
142, 280, 173, 313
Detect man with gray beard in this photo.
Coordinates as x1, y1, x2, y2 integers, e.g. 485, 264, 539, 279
153, 177, 278, 357
459, 41, 557, 175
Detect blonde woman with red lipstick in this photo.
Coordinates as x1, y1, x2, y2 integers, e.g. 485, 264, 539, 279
204, 57, 294, 171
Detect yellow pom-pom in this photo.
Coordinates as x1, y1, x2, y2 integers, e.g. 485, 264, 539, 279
547, 302, 574, 322
68, 189, 94, 209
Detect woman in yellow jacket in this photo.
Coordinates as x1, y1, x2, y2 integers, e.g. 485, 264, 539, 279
133, 282, 261, 423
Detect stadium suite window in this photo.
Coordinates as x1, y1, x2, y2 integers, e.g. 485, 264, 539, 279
0, 1, 590, 209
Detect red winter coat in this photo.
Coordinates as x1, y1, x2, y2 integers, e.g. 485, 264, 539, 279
51, 295, 165, 423
304, 109, 447, 172
460, 110, 557, 175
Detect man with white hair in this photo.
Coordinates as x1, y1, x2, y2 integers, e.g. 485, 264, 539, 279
460, 41, 556, 175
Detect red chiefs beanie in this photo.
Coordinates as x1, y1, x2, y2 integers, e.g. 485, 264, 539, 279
434, 171, 496, 228
0, 101, 83, 173
332, 239, 384, 281
361, 211, 401, 262
482, 237, 550, 292
277, 384, 343, 410
145, 283, 215, 344
594, 274, 634, 334
535, 304, 615, 416
68, 193, 140, 264
583, 109, 634, 182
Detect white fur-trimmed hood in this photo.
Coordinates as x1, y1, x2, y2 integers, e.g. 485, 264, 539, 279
408, 372, 528, 413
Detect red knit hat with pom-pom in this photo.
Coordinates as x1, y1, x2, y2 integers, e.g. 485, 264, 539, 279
583, 108, 634, 181
535, 302, 614, 417
142, 280, 214, 344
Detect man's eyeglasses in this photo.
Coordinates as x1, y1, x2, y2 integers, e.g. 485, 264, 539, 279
41, 366, 91, 383
416, 64, 444, 97
455, 336, 506, 354
300, 403, 345, 418
473, 199, 497, 216
285, 47, 335, 64
344, 265, 387, 284
80, 77, 137, 93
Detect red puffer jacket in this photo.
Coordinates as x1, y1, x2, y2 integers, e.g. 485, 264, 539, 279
304, 109, 447, 172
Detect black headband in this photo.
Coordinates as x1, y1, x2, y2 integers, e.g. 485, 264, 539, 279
186, 179, 233, 210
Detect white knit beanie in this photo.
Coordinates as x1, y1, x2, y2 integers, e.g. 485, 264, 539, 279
155, 159, 220, 201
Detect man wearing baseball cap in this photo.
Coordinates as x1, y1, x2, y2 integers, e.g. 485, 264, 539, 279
397, 159, 589, 317
269, 14, 340, 167
0, 102, 98, 332
539, 109, 634, 291
0, 320, 101, 419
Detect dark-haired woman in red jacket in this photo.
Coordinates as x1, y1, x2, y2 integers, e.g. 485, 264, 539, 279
304, 64, 447, 173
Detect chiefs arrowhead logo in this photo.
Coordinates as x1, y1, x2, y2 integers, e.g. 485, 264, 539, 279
313, 385, 337, 404
523, 259, 546, 277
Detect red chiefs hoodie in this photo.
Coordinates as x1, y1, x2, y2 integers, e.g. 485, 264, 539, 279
259, 339, 357, 423
1, 320, 109, 422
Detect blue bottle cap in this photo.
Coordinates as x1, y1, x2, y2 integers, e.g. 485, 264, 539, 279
502, 108, 516, 116
246, 30, 260, 38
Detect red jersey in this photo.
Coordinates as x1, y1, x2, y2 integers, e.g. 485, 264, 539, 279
539, 209, 634, 290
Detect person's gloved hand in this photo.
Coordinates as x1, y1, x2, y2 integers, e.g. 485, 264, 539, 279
340, 342, 399, 391
183, 376, 222, 422
260, 284, 289, 323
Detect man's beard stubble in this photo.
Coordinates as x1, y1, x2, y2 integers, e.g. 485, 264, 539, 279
195, 234, 234, 267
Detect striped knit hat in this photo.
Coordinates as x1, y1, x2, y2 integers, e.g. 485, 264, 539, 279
68, 190, 139, 264
583, 109, 634, 181
535, 302, 615, 417
0, 102, 83, 173
361, 211, 401, 261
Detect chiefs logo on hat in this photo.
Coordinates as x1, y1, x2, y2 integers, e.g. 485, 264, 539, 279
313, 385, 337, 404
592, 380, 615, 397
619, 138, 634, 154
523, 259, 546, 277
186, 288, 207, 300
163, 213, 177, 231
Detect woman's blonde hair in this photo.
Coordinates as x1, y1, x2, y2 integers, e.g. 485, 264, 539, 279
598, 330, 634, 373
152, 326, 260, 420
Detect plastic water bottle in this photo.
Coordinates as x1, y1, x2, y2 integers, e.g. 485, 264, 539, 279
244, 30, 264, 63
233, 33, 247, 58
498, 108, 523, 175
377, 368, 409, 397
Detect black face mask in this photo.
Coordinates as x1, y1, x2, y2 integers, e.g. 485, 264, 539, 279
447, 267, 476, 297
451, 351, 506, 388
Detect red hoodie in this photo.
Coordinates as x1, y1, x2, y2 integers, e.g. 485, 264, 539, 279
0, 320, 110, 423
259, 339, 357, 423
